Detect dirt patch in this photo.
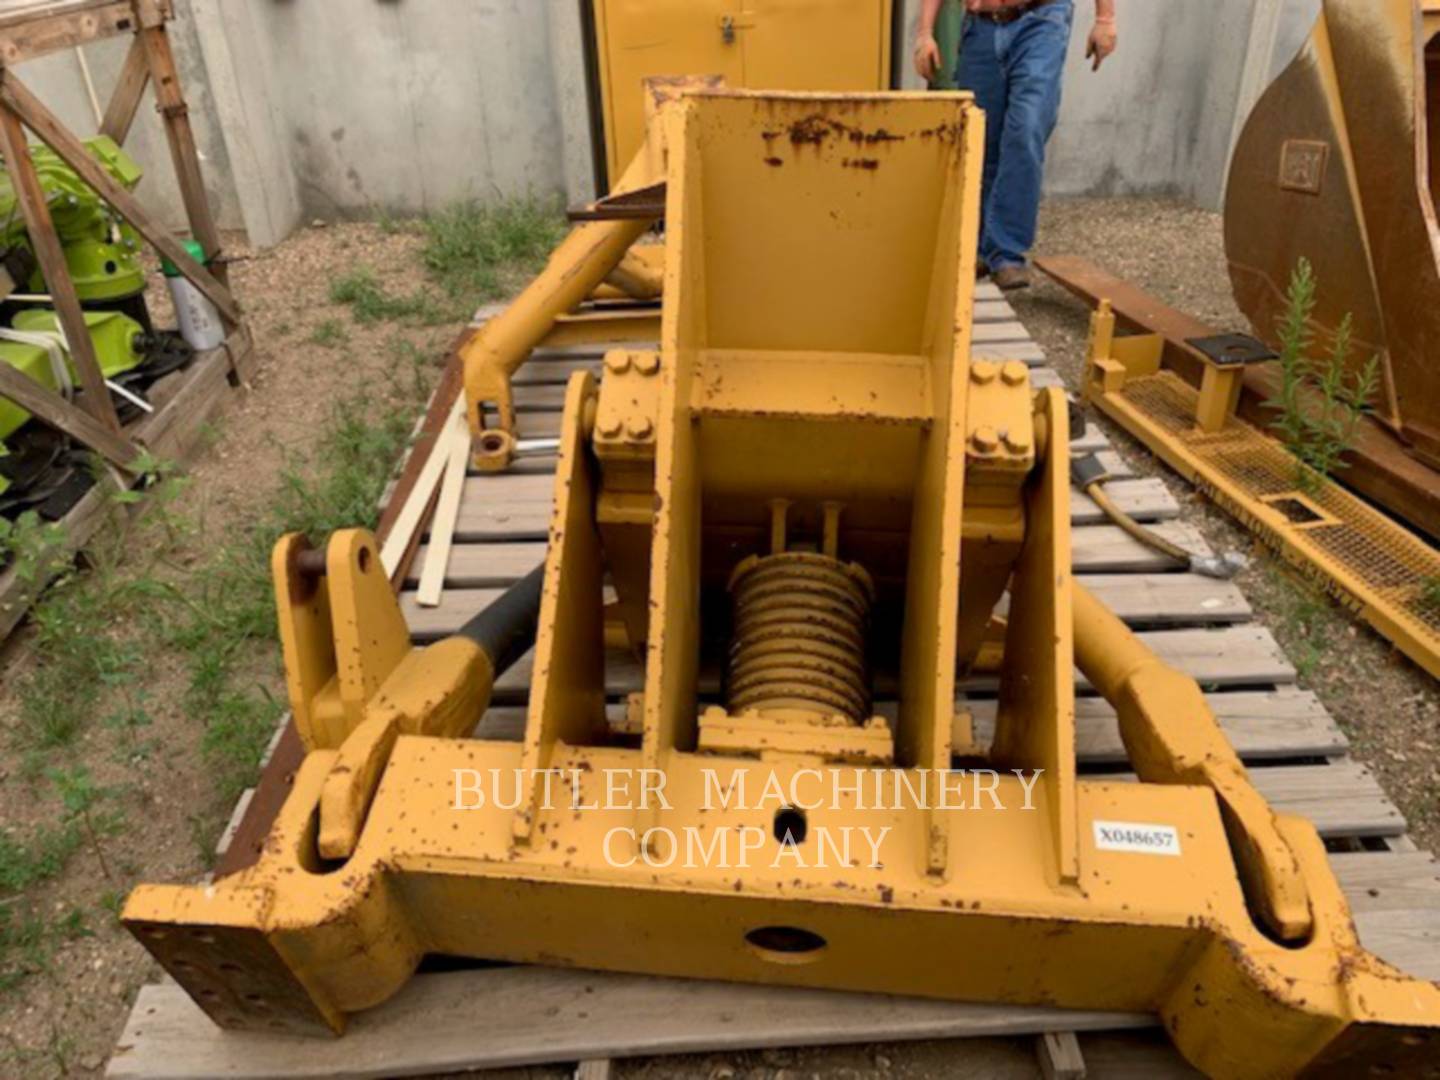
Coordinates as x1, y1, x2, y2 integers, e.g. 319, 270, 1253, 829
1016, 195, 1440, 854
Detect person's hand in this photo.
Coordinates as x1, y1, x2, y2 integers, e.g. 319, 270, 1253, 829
914, 32, 942, 82
1086, 17, 1117, 71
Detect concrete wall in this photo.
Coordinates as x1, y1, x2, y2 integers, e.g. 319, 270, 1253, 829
6, 0, 1331, 248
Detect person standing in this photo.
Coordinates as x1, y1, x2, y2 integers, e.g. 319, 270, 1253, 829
915, 0, 1117, 290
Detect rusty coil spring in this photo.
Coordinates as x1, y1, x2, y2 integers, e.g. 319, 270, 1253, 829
726, 552, 875, 723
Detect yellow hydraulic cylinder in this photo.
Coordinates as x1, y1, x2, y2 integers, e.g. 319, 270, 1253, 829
462, 214, 651, 468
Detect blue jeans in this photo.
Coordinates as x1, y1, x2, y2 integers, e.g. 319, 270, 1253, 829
956, 1, 1073, 271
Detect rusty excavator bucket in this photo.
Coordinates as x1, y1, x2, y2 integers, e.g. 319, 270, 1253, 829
1226, 0, 1440, 471
124, 89, 1440, 1079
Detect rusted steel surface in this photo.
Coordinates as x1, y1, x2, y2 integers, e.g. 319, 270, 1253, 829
1037, 254, 1440, 541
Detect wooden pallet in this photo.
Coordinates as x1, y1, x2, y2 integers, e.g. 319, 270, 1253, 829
107, 286, 1440, 1079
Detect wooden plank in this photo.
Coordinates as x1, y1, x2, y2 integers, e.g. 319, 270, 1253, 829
448, 474, 1178, 543
0, 69, 240, 324
475, 687, 1346, 766
969, 689, 1345, 765
0, 355, 139, 466
971, 321, 1031, 345
0, 99, 122, 432
106, 966, 1156, 1080
422, 624, 1296, 702
406, 541, 548, 588
415, 421, 471, 607
406, 570, 1246, 640
1249, 761, 1405, 838
1037, 1031, 1086, 1080
419, 523, 1210, 593
1336, 852, 1440, 980
1070, 523, 1212, 572
99, 34, 149, 144
0, 0, 154, 66
379, 399, 464, 576
1072, 573, 1251, 625
137, 19, 230, 297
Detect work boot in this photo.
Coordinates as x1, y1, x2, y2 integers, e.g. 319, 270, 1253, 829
991, 264, 1031, 291
976, 262, 990, 281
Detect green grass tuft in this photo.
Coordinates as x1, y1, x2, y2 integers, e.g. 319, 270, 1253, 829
419, 197, 566, 307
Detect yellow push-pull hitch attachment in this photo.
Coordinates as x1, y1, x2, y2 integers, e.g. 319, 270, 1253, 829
124, 91, 1440, 1079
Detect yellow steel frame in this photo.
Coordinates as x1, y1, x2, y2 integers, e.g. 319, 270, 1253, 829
124, 93, 1440, 1078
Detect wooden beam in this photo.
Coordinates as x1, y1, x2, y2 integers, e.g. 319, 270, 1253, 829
100, 34, 149, 144
0, 69, 240, 324
0, 0, 157, 67
0, 101, 123, 433
137, 21, 229, 293
0, 353, 138, 468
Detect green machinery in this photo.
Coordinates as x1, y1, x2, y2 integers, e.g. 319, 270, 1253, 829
0, 136, 154, 511
0, 134, 148, 304
0, 309, 148, 502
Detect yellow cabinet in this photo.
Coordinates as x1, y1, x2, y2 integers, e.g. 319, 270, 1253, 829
591, 0, 894, 187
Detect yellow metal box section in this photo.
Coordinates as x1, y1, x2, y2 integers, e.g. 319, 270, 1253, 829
592, 0, 894, 188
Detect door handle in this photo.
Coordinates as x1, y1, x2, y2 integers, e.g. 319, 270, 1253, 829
718, 14, 757, 45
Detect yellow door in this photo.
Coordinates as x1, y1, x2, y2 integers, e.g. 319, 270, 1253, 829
739, 0, 891, 93
592, 0, 893, 188
593, 0, 746, 184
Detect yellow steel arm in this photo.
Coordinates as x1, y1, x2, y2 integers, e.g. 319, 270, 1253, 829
1073, 581, 1312, 942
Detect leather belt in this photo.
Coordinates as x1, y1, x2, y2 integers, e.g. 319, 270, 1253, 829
974, 0, 1058, 25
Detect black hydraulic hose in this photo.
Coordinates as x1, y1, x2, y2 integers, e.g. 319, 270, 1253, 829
456, 563, 546, 676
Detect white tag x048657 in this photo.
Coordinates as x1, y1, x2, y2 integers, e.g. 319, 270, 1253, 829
1092, 820, 1182, 857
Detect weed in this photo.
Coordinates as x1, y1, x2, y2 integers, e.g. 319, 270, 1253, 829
0, 511, 69, 586
1421, 575, 1440, 613
374, 206, 419, 236
420, 197, 565, 307
329, 267, 446, 326
309, 318, 349, 348
1265, 565, 1337, 683
48, 767, 120, 889
0, 821, 81, 895
1267, 259, 1381, 492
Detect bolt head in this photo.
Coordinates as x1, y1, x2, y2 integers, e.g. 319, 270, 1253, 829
1003, 429, 1031, 454
1001, 361, 1028, 387
598, 415, 623, 438
971, 425, 999, 453
634, 352, 660, 376
627, 415, 654, 440
605, 352, 632, 374
971, 360, 998, 385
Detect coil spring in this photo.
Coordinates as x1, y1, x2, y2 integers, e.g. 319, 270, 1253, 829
726, 552, 875, 723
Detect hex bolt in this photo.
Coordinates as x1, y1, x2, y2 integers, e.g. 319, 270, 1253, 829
627, 415, 654, 440
971, 425, 999, 453
605, 352, 632, 375
598, 414, 624, 438
634, 352, 660, 376
1001, 361, 1028, 387
1003, 429, 1031, 454
971, 360, 998, 385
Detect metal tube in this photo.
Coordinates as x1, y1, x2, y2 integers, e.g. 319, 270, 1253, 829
456, 564, 545, 678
